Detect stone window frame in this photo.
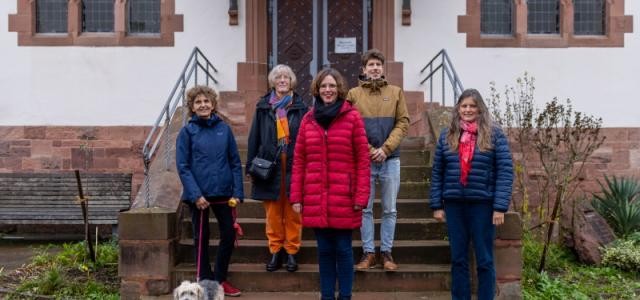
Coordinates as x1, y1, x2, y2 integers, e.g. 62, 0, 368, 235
9, 0, 183, 47
458, 0, 633, 47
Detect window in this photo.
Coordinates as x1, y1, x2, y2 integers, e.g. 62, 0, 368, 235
481, 0, 513, 35
128, 0, 161, 34
527, 0, 560, 34
574, 0, 605, 35
83, 0, 114, 33
458, 0, 633, 47
9, 0, 183, 46
36, 0, 68, 33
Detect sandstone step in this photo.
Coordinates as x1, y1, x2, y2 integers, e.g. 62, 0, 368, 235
236, 149, 431, 166
173, 263, 451, 292
176, 239, 450, 265
181, 218, 447, 241
243, 181, 429, 200
180, 199, 435, 220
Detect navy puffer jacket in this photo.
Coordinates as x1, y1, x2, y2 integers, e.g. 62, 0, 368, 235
429, 127, 513, 212
176, 114, 244, 203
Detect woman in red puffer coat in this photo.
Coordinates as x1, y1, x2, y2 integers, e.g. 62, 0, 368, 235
290, 68, 370, 300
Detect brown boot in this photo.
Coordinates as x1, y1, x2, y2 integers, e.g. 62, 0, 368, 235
381, 251, 398, 271
355, 252, 376, 270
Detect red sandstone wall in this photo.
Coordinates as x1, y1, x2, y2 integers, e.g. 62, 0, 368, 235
0, 126, 151, 201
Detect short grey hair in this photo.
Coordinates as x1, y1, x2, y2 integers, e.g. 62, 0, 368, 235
267, 64, 297, 90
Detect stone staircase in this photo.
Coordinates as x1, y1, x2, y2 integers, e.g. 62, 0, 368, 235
171, 136, 453, 293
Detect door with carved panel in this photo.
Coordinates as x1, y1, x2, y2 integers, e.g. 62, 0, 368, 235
269, 0, 371, 104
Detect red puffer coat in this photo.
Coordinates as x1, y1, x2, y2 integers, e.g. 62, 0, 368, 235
290, 101, 370, 229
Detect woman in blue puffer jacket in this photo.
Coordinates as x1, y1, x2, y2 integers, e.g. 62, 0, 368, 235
176, 85, 244, 296
429, 88, 513, 300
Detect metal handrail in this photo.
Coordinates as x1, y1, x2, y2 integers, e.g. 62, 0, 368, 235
140, 47, 219, 207
419, 49, 464, 106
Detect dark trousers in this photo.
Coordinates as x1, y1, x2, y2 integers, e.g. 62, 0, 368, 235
314, 228, 354, 300
444, 201, 496, 300
190, 197, 235, 282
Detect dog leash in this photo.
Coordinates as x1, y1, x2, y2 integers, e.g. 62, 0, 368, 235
196, 209, 204, 283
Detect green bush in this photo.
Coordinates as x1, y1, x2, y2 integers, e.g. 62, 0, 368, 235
601, 238, 640, 273
592, 175, 640, 238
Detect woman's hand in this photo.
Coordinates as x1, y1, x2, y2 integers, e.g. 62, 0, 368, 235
292, 203, 302, 214
195, 196, 209, 210
433, 209, 446, 222
493, 211, 505, 225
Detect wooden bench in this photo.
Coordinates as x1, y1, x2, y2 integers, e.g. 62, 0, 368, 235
0, 173, 131, 233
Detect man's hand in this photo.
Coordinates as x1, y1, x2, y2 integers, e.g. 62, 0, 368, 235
493, 211, 505, 225
292, 203, 302, 214
195, 196, 209, 210
433, 209, 446, 222
371, 148, 387, 163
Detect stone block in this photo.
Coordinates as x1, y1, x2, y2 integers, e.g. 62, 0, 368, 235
495, 240, 523, 281
496, 281, 522, 300
120, 280, 142, 300
496, 212, 522, 240
119, 207, 176, 240
119, 240, 174, 277
146, 278, 171, 295
24, 126, 46, 139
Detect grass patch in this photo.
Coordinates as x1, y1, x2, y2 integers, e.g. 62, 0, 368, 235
0, 240, 119, 299
523, 233, 640, 299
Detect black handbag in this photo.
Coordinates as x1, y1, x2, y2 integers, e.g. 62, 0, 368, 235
248, 146, 282, 180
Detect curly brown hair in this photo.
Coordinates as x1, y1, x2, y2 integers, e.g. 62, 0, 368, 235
361, 48, 385, 67
310, 68, 348, 100
186, 85, 218, 117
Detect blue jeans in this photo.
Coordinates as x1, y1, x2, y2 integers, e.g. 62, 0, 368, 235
361, 157, 400, 253
190, 197, 236, 283
314, 228, 354, 300
444, 201, 496, 300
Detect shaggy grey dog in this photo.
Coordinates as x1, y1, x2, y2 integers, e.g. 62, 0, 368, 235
173, 279, 223, 300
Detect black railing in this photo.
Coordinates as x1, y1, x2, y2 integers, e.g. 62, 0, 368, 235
141, 47, 218, 208
419, 49, 464, 106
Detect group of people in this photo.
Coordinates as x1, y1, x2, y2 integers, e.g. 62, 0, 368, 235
176, 49, 514, 300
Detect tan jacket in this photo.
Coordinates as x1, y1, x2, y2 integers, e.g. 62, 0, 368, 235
347, 79, 409, 158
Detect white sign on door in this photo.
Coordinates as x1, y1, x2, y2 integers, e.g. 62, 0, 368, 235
335, 37, 357, 54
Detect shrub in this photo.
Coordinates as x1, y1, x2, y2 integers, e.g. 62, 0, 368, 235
601, 238, 640, 273
592, 176, 640, 238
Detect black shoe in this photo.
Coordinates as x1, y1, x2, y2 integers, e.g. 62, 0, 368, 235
286, 253, 298, 272
266, 250, 283, 272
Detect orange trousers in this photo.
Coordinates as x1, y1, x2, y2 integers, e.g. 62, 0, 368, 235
263, 151, 302, 255
263, 199, 302, 255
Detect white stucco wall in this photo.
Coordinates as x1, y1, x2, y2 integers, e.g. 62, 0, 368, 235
396, 0, 640, 127
0, 0, 245, 126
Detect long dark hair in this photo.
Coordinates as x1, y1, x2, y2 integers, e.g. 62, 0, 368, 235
446, 88, 494, 151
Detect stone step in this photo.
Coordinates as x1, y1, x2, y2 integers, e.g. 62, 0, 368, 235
176, 239, 450, 265
181, 218, 447, 241
180, 199, 435, 219
173, 263, 451, 292
243, 181, 430, 200
234, 136, 427, 150
237, 149, 431, 166
138, 291, 454, 300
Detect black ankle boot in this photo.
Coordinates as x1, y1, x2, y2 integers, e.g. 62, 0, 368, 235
286, 253, 298, 272
266, 250, 283, 272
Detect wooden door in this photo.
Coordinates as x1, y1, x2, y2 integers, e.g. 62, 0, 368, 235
270, 0, 371, 104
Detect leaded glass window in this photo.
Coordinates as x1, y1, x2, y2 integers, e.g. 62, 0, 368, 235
128, 0, 161, 34
36, 0, 68, 33
574, 0, 605, 35
83, 0, 115, 32
481, 0, 513, 34
527, 0, 560, 34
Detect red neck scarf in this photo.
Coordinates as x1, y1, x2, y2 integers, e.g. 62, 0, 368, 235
459, 120, 478, 186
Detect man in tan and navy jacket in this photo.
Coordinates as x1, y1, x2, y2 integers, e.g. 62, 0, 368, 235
347, 49, 409, 272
